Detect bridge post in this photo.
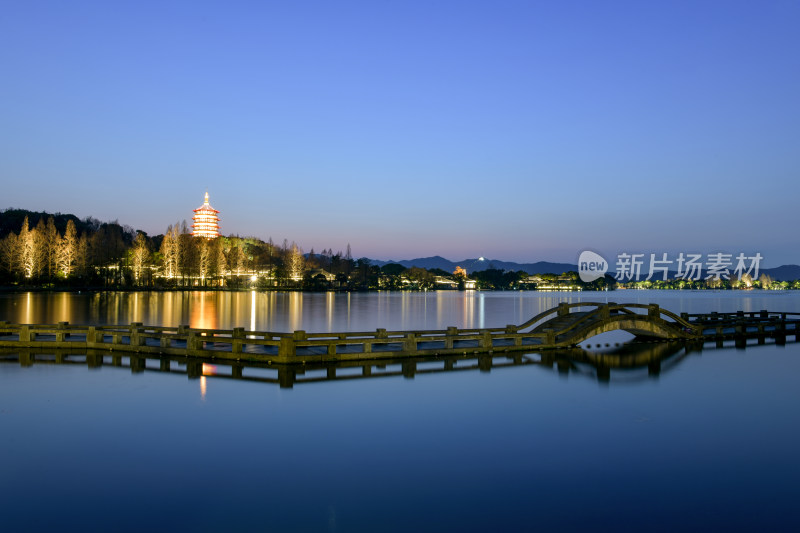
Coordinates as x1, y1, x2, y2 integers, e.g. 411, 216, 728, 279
19, 325, 31, 343
445, 327, 457, 349
403, 333, 417, 352
481, 331, 493, 350
544, 328, 555, 345
187, 331, 196, 351
648, 304, 660, 318
599, 306, 610, 320
557, 303, 569, 317
130, 322, 143, 347
86, 326, 98, 346
735, 318, 746, 349
56, 322, 69, 342
291, 330, 306, 356
278, 337, 296, 360
776, 320, 787, 345
232, 327, 245, 354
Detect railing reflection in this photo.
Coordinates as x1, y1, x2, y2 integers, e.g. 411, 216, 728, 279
1, 338, 773, 391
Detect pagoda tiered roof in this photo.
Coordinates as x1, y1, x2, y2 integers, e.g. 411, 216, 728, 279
191, 192, 221, 238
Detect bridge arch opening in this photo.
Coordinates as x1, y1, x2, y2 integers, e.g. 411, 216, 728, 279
577, 330, 636, 350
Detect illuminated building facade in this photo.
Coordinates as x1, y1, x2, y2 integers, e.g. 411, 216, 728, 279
192, 192, 221, 238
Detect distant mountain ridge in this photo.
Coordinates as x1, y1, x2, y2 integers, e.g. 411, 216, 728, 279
763, 265, 800, 281
370, 256, 800, 280
371, 256, 578, 275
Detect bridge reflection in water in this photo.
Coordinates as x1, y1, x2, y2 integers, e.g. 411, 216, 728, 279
0, 336, 790, 390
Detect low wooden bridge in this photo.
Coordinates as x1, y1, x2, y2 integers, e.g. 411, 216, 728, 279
1, 302, 798, 364
0, 340, 696, 388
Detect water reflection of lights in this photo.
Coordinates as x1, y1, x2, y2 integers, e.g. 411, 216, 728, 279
200, 364, 217, 401
288, 292, 302, 332
59, 292, 69, 322
462, 290, 474, 328
132, 292, 141, 323
346, 292, 351, 330
191, 292, 218, 330
250, 290, 256, 333
326, 292, 335, 331
478, 292, 485, 329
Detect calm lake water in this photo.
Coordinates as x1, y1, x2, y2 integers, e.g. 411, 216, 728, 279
2, 290, 800, 532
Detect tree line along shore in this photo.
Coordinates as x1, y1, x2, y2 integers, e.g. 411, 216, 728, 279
0, 208, 794, 292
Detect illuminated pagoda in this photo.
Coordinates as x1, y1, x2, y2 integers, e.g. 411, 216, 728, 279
191, 192, 221, 238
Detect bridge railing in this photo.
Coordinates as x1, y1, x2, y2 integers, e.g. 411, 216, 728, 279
0, 321, 554, 360
515, 302, 701, 339
683, 311, 800, 322
612, 303, 699, 331
538, 305, 613, 339
516, 302, 608, 332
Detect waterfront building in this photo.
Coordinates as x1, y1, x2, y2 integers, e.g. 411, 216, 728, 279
191, 192, 221, 238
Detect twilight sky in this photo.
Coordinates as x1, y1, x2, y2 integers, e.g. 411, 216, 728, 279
1, 1, 798, 266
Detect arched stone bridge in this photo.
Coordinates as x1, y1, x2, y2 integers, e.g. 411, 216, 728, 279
514, 302, 700, 347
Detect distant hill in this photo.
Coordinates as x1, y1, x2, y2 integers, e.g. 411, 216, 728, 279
0, 208, 138, 239
0, 208, 87, 237
370, 256, 800, 280
762, 265, 800, 281
372, 256, 578, 275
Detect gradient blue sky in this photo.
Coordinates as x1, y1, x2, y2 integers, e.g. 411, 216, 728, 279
1, 1, 798, 266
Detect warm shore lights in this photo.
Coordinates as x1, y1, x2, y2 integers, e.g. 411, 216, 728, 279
192, 192, 221, 238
